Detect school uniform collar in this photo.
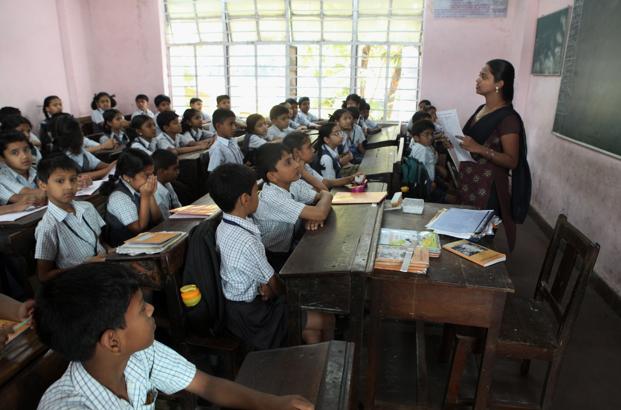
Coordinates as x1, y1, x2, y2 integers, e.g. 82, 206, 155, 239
47, 200, 87, 223
325, 145, 339, 158
1, 164, 37, 185
215, 135, 235, 147
136, 137, 151, 148
222, 213, 261, 236
161, 132, 176, 145
261, 181, 294, 199
121, 179, 140, 196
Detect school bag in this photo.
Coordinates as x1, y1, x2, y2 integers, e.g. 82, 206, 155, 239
400, 156, 431, 199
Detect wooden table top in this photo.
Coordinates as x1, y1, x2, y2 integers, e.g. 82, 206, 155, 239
0, 328, 48, 388
280, 203, 383, 277
358, 145, 398, 177
378, 202, 514, 292
366, 125, 400, 146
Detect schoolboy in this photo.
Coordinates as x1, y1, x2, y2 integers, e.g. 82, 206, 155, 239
0, 131, 46, 205
216, 94, 231, 110
131, 94, 155, 119
153, 94, 172, 134
267, 105, 295, 140
284, 98, 303, 130
210, 164, 333, 348
253, 143, 332, 270
34, 262, 314, 409
207, 108, 244, 171
297, 97, 319, 124
152, 149, 182, 219
34, 155, 107, 282
156, 111, 210, 155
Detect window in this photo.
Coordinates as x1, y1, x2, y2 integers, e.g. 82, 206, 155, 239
164, 0, 423, 121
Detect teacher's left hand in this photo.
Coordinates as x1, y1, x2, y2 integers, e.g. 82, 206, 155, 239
459, 135, 483, 154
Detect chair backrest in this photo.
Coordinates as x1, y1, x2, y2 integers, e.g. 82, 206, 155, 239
534, 214, 600, 342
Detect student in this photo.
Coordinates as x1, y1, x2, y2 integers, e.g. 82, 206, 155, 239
51, 114, 116, 181
284, 98, 305, 130
154, 94, 172, 134
100, 109, 129, 146
407, 110, 432, 136
216, 94, 231, 110
0, 106, 21, 125
152, 149, 181, 219
427, 105, 445, 134
418, 99, 432, 112
360, 100, 381, 133
283, 131, 360, 191
155, 111, 210, 155
312, 122, 348, 180
101, 149, 162, 247
294, 97, 320, 128
179, 108, 215, 147
342, 93, 361, 109
329, 109, 355, 163
210, 163, 334, 348
267, 104, 295, 140
34, 262, 314, 410
90, 92, 116, 133
0, 189, 35, 212
189, 97, 211, 125
344, 107, 366, 161
253, 143, 332, 270
131, 94, 155, 119
127, 115, 158, 155
34, 155, 107, 282
241, 113, 269, 164
39, 96, 63, 152
0, 131, 46, 204
207, 108, 243, 171
0, 293, 33, 351
0, 115, 43, 164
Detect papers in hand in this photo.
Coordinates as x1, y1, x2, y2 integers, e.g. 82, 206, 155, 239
0, 206, 47, 223
426, 208, 495, 240
436, 109, 474, 166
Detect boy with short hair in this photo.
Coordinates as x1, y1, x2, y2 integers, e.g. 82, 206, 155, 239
34, 262, 313, 409
297, 97, 319, 124
253, 143, 332, 270
216, 94, 231, 110
34, 154, 107, 282
152, 149, 182, 219
284, 98, 304, 130
267, 105, 295, 140
131, 94, 155, 119
207, 108, 244, 171
156, 111, 210, 155
360, 100, 380, 134
153, 94, 172, 135
0, 131, 46, 205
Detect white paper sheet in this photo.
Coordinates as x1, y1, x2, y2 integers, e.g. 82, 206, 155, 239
436, 109, 474, 166
76, 179, 105, 196
0, 206, 47, 223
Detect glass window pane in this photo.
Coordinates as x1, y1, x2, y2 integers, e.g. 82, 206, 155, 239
292, 17, 321, 41
198, 19, 223, 42
167, 0, 195, 19
392, 0, 424, 16
257, 0, 285, 17
195, 0, 221, 18
323, 19, 352, 41
389, 18, 422, 42
259, 18, 287, 41
359, 0, 389, 15
358, 17, 388, 42
323, 0, 352, 16
227, 0, 255, 17
169, 21, 200, 43
230, 19, 257, 42
291, 0, 320, 15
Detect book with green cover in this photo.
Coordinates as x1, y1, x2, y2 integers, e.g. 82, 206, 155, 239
379, 228, 441, 257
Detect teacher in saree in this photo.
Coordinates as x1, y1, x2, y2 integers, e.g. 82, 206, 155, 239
457, 59, 530, 251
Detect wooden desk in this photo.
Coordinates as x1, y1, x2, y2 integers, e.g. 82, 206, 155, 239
235, 341, 354, 410
365, 125, 400, 149
178, 149, 210, 202
0, 329, 48, 387
366, 203, 514, 410
330, 181, 387, 194
93, 147, 123, 163
358, 145, 398, 181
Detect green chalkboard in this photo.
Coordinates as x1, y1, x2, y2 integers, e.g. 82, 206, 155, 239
531, 7, 570, 75
553, 0, 621, 159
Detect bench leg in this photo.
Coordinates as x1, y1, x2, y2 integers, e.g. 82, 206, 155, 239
365, 280, 383, 409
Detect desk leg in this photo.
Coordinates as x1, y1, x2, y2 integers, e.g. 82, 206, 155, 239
473, 293, 507, 410
347, 273, 365, 409
365, 279, 382, 409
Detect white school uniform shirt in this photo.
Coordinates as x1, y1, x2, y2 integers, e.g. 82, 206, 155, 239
179, 128, 214, 146
351, 123, 366, 146
0, 184, 13, 204
29, 132, 41, 146
216, 213, 275, 302
91, 108, 105, 125
107, 180, 141, 225
155, 181, 181, 219
37, 340, 196, 410
289, 179, 317, 205
294, 113, 311, 127
266, 124, 294, 140
245, 133, 267, 150
65, 148, 102, 171
320, 145, 340, 180
409, 142, 437, 181
0, 164, 38, 195
207, 135, 244, 171
305, 163, 324, 182
82, 137, 100, 149
100, 130, 129, 145
201, 111, 212, 123
253, 182, 306, 253
298, 111, 318, 123
34, 200, 105, 269
130, 137, 157, 155
289, 119, 301, 129
131, 108, 155, 119
364, 117, 378, 129
155, 132, 177, 150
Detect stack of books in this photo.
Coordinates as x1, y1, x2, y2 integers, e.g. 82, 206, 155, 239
116, 231, 188, 255
374, 228, 441, 274
169, 204, 220, 219
379, 228, 441, 258
425, 208, 495, 240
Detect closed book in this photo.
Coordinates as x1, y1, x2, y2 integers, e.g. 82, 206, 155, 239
124, 231, 182, 247
442, 240, 506, 267
171, 204, 220, 216
332, 191, 387, 205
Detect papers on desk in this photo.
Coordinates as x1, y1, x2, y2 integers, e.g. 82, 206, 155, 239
76, 179, 104, 196
436, 109, 474, 167
425, 208, 495, 240
332, 191, 387, 205
0, 319, 30, 345
374, 228, 441, 274
0, 206, 47, 223
170, 204, 220, 218
116, 231, 188, 255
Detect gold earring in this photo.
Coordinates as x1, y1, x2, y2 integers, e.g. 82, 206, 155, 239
495, 86, 499, 93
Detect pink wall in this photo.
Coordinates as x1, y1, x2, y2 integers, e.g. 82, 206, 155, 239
420, 0, 621, 294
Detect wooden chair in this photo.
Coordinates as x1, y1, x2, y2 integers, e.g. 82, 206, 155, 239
444, 214, 600, 409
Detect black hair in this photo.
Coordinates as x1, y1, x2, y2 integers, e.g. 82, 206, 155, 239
48, 114, 83, 153
312, 122, 338, 153
216, 95, 230, 104
135, 94, 149, 103
283, 131, 311, 153
269, 104, 289, 120
189, 97, 202, 105
342, 93, 361, 108
100, 148, 153, 196
487, 59, 515, 102
0, 115, 32, 133
347, 106, 360, 120
34, 262, 146, 362
126, 114, 154, 144
152, 149, 178, 172
255, 143, 288, 184
411, 119, 435, 137
102, 108, 122, 134
0, 131, 29, 156
212, 108, 236, 126
245, 113, 265, 135
42, 96, 61, 119
285, 98, 298, 106
0, 107, 21, 124
154, 94, 171, 107
427, 105, 436, 111
207, 163, 257, 213
411, 111, 432, 125
298, 96, 310, 105
329, 108, 349, 123
156, 110, 179, 132
36, 153, 80, 182
90, 92, 117, 110
181, 108, 202, 133
419, 99, 431, 106
360, 100, 370, 111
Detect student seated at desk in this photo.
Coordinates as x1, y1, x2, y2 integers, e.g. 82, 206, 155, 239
101, 149, 162, 247
131, 94, 155, 119
207, 108, 244, 172
0, 131, 46, 205
0, 115, 43, 164
241, 113, 270, 165
156, 111, 211, 155
153, 94, 172, 135
210, 164, 334, 349
179, 108, 215, 148
312, 122, 351, 180
90, 92, 116, 133
294, 97, 320, 129
34, 263, 314, 410
189, 97, 211, 127
39, 96, 64, 153
266, 104, 294, 141
253, 143, 332, 271
360, 100, 381, 134
344, 107, 366, 161
127, 115, 158, 155
34, 155, 108, 282
50, 114, 116, 181
0, 187, 35, 212
284, 99, 306, 131
0, 293, 33, 351
152, 149, 181, 219
99, 109, 128, 146
217, 94, 247, 129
